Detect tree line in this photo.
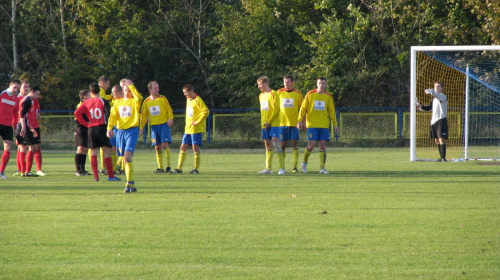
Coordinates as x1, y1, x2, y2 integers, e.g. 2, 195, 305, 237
1, 0, 497, 111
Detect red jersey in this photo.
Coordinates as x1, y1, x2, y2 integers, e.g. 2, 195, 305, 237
19, 96, 39, 129
74, 97, 110, 127
0, 90, 20, 127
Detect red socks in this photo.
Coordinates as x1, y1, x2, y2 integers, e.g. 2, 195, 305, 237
0, 151, 11, 172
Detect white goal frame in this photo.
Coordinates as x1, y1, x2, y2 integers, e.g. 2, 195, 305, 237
410, 45, 500, 161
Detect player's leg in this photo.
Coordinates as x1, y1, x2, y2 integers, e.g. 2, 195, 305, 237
279, 127, 288, 174
162, 123, 173, 172
291, 140, 299, 172
15, 145, 21, 176
33, 128, 44, 176
318, 128, 330, 173
150, 124, 164, 172
35, 144, 44, 175
191, 144, 201, 174
273, 136, 285, 174
18, 144, 27, 177
190, 133, 202, 173
122, 128, 139, 192
154, 144, 164, 172
302, 128, 318, 173
102, 146, 118, 180
288, 126, 300, 172
163, 142, 172, 173
176, 134, 190, 173
0, 125, 14, 178
90, 148, 100, 181
318, 140, 328, 173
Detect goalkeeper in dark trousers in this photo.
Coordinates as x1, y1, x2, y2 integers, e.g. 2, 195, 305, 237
418, 82, 448, 162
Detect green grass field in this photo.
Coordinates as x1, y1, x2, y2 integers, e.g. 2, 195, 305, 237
1, 148, 499, 279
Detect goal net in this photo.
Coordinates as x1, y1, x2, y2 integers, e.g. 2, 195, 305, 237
410, 46, 500, 161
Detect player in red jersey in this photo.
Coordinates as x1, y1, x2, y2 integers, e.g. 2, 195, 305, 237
0, 79, 21, 179
17, 85, 42, 177
74, 83, 121, 182
13, 81, 31, 176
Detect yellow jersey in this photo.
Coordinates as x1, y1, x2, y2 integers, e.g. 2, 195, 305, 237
298, 89, 337, 129
99, 87, 113, 102
185, 94, 209, 134
277, 88, 303, 127
107, 85, 143, 130
259, 90, 280, 128
140, 95, 173, 128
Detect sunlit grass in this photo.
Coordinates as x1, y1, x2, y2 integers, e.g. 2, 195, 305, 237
1, 148, 499, 279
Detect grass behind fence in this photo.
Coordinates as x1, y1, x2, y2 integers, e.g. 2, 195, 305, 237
0, 148, 499, 279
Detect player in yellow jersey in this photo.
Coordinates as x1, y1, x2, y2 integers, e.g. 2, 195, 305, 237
174, 84, 209, 174
107, 79, 143, 193
140, 81, 174, 173
97, 76, 113, 173
297, 77, 339, 174
257, 76, 282, 174
277, 75, 303, 174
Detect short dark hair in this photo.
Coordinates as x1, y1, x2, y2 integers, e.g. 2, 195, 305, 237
283, 75, 294, 82
10, 79, 21, 86
79, 89, 90, 102
318, 77, 327, 82
257, 76, 269, 84
31, 85, 41, 92
183, 84, 194, 92
98, 76, 110, 83
148, 81, 158, 90
89, 83, 100, 94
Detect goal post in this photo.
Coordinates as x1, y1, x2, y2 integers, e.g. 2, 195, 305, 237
410, 45, 500, 161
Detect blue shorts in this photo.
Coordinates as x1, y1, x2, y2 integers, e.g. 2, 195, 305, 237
182, 133, 203, 146
307, 128, 330, 141
116, 127, 139, 156
261, 126, 280, 140
151, 122, 172, 146
279, 126, 300, 141
109, 127, 118, 147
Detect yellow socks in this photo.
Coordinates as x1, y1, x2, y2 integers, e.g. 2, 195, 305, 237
194, 152, 200, 170
266, 150, 273, 170
292, 148, 299, 169
156, 149, 164, 169
111, 150, 118, 172
319, 150, 326, 169
177, 151, 187, 170
165, 148, 171, 168
125, 161, 134, 183
277, 151, 284, 169
303, 149, 312, 163
100, 148, 105, 170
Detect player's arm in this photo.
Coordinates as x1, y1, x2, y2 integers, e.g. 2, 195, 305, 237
267, 92, 280, 125
19, 100, 31, 137
74, 104, 90, 126
100, 87, 112, 101
297, 93, 309, 130
12, 99, 20, 127
127, 84, 144, 105
164, 98, 174, 126
327, 96, 339, 134
420, 102, 432, 111
139, 100, 149, 134
106, 107, 117, 137
192, 98, 209, 126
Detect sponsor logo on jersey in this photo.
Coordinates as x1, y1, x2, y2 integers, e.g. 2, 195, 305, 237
313, 101, 325, 110
1, 98, 16, 106
283, 98, 294, 108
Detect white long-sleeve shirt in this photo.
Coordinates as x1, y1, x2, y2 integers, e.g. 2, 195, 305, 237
421, 91, 448, 125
